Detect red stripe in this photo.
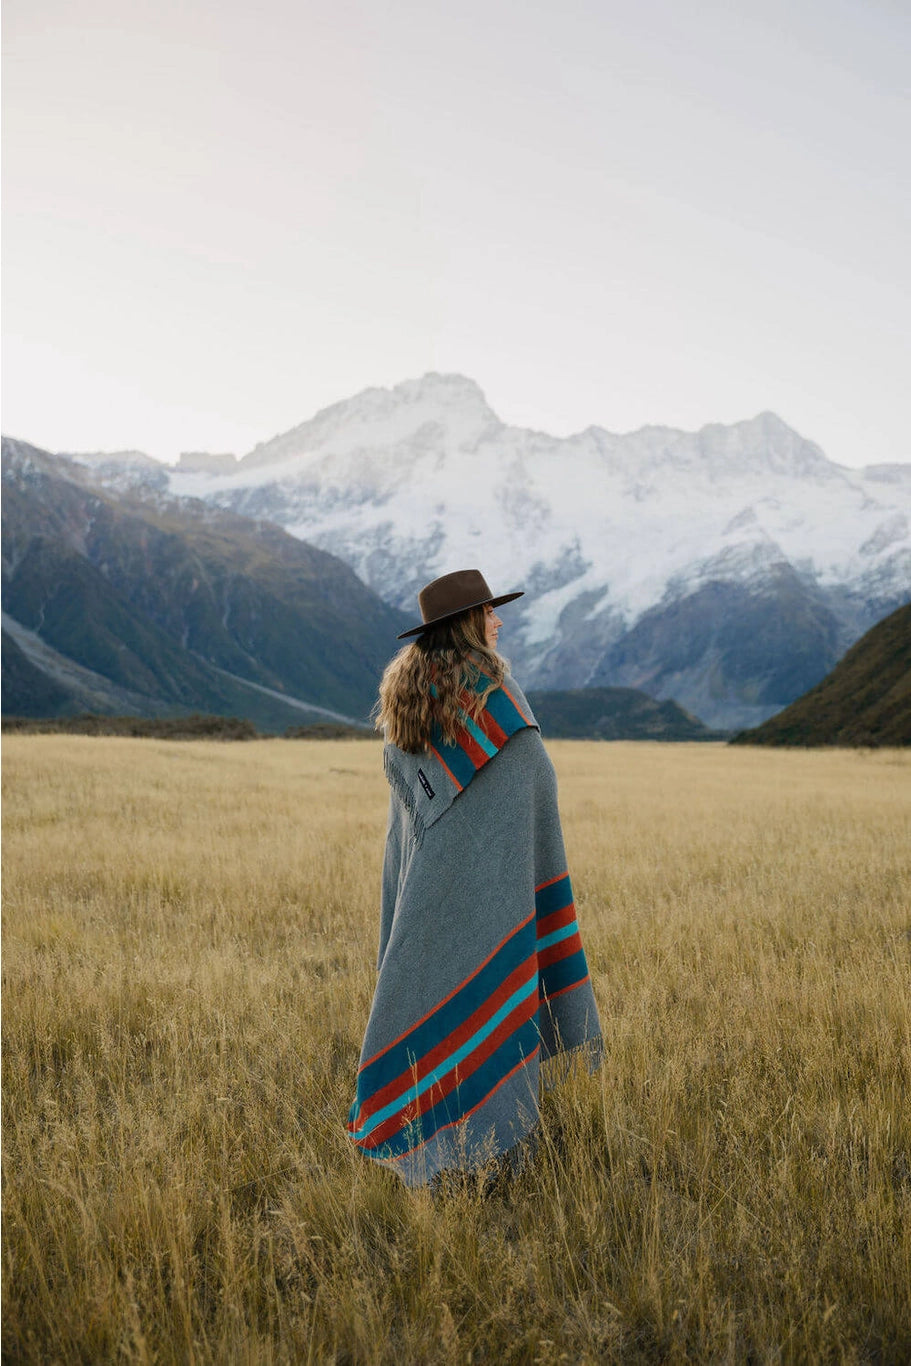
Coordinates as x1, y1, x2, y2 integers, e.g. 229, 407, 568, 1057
476, 707, 508, 748
538, 932, 583, 970
388, 1045, 542, 1163
359, 909, 536, 1068
453, 724, 488, 770
535, 870, 569, 893
430, 744, 463, 792
354, 957, 536, 1125
536, 902, 576, 940
353, 991, 539, 1149
355, 992, 538, 1149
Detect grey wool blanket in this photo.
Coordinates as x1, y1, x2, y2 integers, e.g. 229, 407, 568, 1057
347, 673, 603, 1186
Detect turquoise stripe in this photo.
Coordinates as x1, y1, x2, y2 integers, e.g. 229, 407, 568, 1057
536, 922, 579, 952
356, 912, 534, 1093
351, 972, 538, 1141
423, 681, 533, 798
356, 1021, 542, 1160
461, 712, 499, 758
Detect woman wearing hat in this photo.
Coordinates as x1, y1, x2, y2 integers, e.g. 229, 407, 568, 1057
347, 569, 602, 1187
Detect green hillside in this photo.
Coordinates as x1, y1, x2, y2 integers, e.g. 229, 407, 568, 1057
0, 630, 73, 716
731, 602, 911, 747
1, 439, 408, 728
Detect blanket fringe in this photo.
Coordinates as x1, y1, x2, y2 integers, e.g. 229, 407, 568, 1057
383, 748, 427, 847
540, 1034, 604, 1092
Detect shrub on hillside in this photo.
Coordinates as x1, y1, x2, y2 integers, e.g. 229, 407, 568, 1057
1, 713, 259, 740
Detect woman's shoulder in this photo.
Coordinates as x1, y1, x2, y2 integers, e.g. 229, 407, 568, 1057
494, 673, 538, 731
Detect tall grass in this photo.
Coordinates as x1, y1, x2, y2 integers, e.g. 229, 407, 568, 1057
3, 736, 910, 1363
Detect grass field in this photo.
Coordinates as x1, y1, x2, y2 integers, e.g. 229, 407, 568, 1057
3, 735, 910, 1364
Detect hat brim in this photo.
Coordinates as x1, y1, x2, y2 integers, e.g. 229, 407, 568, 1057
397, 590, 524, 639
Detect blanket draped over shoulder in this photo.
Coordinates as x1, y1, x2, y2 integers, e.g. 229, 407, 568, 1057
347, 673, 603, 1186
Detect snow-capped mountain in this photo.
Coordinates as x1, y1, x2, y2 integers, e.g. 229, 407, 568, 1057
72, 374, 911, 729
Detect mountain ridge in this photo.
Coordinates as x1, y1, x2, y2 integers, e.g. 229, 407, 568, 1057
1, 439, 409, 729
7, 373, 910, 729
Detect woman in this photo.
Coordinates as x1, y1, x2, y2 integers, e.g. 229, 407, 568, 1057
347, 569, 602, 1187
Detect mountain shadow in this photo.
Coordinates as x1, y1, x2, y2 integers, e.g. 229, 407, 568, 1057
731, 602, 910, 747
588, 569, 847, 731
526, 686, 726, 740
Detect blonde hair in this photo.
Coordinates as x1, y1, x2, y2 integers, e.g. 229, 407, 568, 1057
376, 606, 507, 753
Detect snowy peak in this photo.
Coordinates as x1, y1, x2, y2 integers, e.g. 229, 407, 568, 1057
107, 374, 909, 631
575, 411, 834, 486
391, 372, 496, 416
695, 412, 833, 481
240, 372, 499, 471
6, 375, 909, 731
155, 376, 908, 607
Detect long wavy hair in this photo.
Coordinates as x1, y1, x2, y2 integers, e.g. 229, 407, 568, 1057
376, 605, 507, 753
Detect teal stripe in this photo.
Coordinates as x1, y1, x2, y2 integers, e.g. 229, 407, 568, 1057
486, 686, 527, 733
461, 712, 499, 758
535, 875, 572, 917
351, 972, 538, 1141
540, 947, 589, 998
536, 922, 579, 952
431, 734, 477, 788
356, 1022, 542, 1160
356, 911, 534, 1093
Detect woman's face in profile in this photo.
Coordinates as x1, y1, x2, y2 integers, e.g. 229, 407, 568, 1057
484, 603, 503, 650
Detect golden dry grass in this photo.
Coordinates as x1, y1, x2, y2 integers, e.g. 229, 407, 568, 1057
2, 735, 910, 1364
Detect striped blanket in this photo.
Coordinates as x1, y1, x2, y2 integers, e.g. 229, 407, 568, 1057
347, 674, 602, 1186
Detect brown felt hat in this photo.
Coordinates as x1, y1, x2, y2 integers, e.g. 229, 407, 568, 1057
397, 569, 524, 639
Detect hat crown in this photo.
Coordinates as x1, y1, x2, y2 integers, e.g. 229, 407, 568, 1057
396, 568, 523, 638
418, 569, 493, 625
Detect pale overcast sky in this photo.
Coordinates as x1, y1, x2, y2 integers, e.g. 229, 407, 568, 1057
3, 0, 909, 467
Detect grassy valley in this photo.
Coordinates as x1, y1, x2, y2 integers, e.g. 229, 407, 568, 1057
3, 737, 909, 1362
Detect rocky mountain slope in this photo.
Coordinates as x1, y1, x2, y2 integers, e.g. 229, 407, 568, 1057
68, 373, 910, 729
731, 602, 911, 747
1, 439, 409, 728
